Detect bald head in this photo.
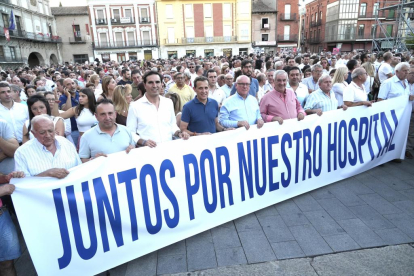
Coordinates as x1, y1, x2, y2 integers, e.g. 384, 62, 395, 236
31, 115, 56, 147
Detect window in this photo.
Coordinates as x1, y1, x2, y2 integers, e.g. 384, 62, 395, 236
204, 4, 212, 18
261, 34, 268, 41
127, 32, 135, 45
185, 4, 193, 18
315, 12, 318, 22
113, 9, 120, 20
373, 3, 379, 16
205, 25, 213, 41
44, 4, 49, 15
140, 8, 149, 22
186, 26, 194, 42
284, 25, 290, 40
358, 24, 364, 37
2, 14, 9, 29
73, 54, 88, 64
74, 25, 81, 41
38, 0, 44, 14
166, 5, 173, 19
239, 48, 248, 56
115, 32, 123, 47
10, 47, 16, 60
224, 25, 231, 41
223, 3, 231, 19
167, 27, 175, 43
125, 9, 132, 18
371, 24, 377, 36
386, 25, 393, 36
320, 11, 322, 20
142, 31, 150, 44
129, 52, 137, 61
261, 18, 269, 29
99, 32, 107, 47
360, 3, 367, 16
239, 2, 248, 15
97, 10, 105, 19
240, 23, 249, 40
285, 4, 291, 19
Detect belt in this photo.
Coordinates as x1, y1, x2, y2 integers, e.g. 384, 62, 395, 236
0, 205, 7, 216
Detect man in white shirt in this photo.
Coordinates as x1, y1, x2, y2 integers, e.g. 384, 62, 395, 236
127, 71, 190, 148
378, 62, 411, 101
220, 73, 233, 98
206, 69, 226, 107
286, 66, 309, 107
343, 68, 372, 107
378, 52, 394, 83
0, 82, 29, 144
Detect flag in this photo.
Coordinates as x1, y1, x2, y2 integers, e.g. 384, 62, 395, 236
9, 10, 15, 30
72, 21, 77, 37
4, 28, 10, 41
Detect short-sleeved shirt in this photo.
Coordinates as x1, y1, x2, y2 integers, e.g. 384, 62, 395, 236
304, 89, 339, 112
0, 101, 29, 143
378, 63, 393, 83
343, 81, 367, 103
0, 119, 16, 174
14, 136, 81, 177
169, 84, 195, 110
181, 97, 219, 134
59, 92, 79, 132
79, 124, 135, 159
378, 75, 410, 100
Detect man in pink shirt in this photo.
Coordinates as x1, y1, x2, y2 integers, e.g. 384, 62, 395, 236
260, 70, 306, 125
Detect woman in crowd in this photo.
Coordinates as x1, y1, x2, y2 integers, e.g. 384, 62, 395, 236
221, 65, 230, 75
89, 74, 102, 98
24, 85, 36, 98
165, 92, 182, 127
112, 84, 133, 126
361, 62, 375, 96
22, 95, 65, 143
320, 57, 330, 74
54, 88, 97, 143
329, 69, 336, 78
97, 75, 116, 101
331, 66, 349, 107
44, 91, 73, 143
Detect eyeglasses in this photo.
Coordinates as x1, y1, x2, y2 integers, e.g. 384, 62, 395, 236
237, 83, 250, 86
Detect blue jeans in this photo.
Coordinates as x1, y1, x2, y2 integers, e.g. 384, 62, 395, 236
71, 130, 80, 148
0, 208, 21, 261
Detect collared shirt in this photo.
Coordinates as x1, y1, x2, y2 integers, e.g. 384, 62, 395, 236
208, 86, 226, 105
343, 81, 367, 103
59, 92, 79, 132
260, 88, 305, 122
301, 76, 319, 91
79, 124, 135, 159
304, 89, 339, 112
0, 101, 29, 143
181, 97, 219, 133
168, 84, 195, 110
332, 82, 348, 107
0, 119, 16, 174
131, 82, 140, 99
287, 82, 309, 107
263, 81, 273, 93
220, 84, 232, 98
230, 77, 259, 97
378, 63, 393, 83
14, 136, 81, 177
219, 93, 262, 128
378, 75, 410, 100
126, 94, 179, 144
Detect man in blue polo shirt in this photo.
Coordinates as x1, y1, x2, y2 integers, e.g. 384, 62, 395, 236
180, 76, 227, 135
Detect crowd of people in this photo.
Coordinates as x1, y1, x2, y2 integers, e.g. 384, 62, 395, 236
1, 49, 414, 275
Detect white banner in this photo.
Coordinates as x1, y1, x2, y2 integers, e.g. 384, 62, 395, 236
12, 96, 412, 276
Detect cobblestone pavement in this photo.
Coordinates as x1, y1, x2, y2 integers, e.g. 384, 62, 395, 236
14, 157, 414, 275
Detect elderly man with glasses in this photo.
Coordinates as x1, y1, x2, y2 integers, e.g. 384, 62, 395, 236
302, 64, 323, 93
220, 75, 264, 130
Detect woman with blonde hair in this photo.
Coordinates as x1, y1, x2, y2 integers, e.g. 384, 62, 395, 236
98, 75, 116, 101
331, 66, 349, 106
89, 74, 102, 98
221, 65, 230, 75
361, 62, 375, 96
112, 84, 133, 126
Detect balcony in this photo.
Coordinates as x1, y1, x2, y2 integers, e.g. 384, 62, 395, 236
252, 41, 277, 47
280, 13, 296, 21
277, 34, 298, 42
356, 34, 373, 40
308, 36, 323, 44
358, 12, 385, 19
69, 36, 87, 44
0, 56, 24, 63
0, 28, 62, 43
140, 17, 151, 24
93, 40, 157, 49
181, 36, 238, 44
96, 18, 107, 25
111, 17, 135, 25
310, 19, 322, 27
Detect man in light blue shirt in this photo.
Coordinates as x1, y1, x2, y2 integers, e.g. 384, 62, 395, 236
378, 62, 411, 101
220, 73, 233, 98
302, 64, 323, 93
220, 75, 264, 130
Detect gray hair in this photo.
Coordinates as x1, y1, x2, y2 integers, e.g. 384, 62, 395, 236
275, 61, 283, 68
31, 114, 53, 131
395, 62, 410, 72
351, 68, 366, 79
273, 70, 288, 80
256, 73, 266, 83
10, 84, 20, 92
318, 74, 331, 84
311, 64, 323, 72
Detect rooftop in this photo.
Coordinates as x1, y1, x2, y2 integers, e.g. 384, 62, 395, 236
51, 6, 89, 16
252, 0, 277, 13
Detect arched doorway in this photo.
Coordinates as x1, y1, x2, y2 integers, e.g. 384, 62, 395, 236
50, 54, 58, 65
28, 52, 44, 68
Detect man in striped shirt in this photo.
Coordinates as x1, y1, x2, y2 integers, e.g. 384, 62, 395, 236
14, 115, 81, 178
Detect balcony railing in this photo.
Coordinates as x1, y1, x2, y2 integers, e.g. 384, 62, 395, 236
93, 40, 157, 49
356, 34, 373, 39
140, 17, 151, 23
280, 13, 296, 21
69, 36, 87, 44
277, 34, 298, 42
0, 28, 62, 43
111, 17, 135, 24
310, 19, 322, 27
308, 36, 323, 44
96, 18, 107, 25
181, 36, 237, 44
358, 12, 385, 19
0, 56, 24, 63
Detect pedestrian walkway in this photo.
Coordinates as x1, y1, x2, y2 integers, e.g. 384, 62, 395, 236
14, 158, 414, 276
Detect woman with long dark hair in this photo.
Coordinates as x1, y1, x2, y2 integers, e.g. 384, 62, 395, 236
22, 95, 65, 143
97, 75, 116, 101
53, 88, 97, 139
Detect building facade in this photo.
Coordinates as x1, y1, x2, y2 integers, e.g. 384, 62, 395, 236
251, 0, 277, 55
156, 0, 252, 59
276, 0, 299, 51
51, 6, 94, 64
0, 0, 61, 68
88, 0, 159, 62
